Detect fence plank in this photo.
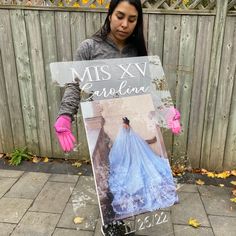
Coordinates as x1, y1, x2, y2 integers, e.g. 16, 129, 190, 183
0, 9, 25, 151
25, 10, 52, 156
55, 11, 80, 159
0, 44, 13, 152
84, 11, 101, 159
10, 10, 39, 154
224, 19, 236, 169
187, 15, 214, 168
70, 12, 89, 159
71, 12, 86, 60
143, 13, 149, 50
148, 14, 165, 60
162, 15, 181, 160
40, 11, 62, 158
211, 16, 236, 169
55, 12, 72, 62
201, 0, 228, 170
0, 53, 3, 151
100, 12, 107, 26
85, 11, 101, 38
173, 15, 198, 164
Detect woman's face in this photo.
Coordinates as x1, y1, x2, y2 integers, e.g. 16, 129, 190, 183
123, 123, 130, 129
109, 1, 138, 47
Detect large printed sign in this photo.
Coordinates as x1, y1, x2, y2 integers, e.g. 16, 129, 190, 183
50, 56, 179, 232
50, 56, 175, 129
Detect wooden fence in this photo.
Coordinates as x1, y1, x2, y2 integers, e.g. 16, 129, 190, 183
0, 0, 236, 170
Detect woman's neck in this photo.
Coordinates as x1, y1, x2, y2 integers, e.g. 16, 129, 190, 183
107, 33, 126, 51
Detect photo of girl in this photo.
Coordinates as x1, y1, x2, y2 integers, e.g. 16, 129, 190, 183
108, 117, 178, 220
80, 94, 178, 226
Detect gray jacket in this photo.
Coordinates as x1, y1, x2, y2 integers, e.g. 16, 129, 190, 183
58, 36, 138, 120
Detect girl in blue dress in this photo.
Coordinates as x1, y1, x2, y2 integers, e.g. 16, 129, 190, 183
108, 117, 178, 219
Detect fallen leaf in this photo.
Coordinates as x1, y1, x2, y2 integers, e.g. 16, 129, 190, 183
72, 162, 82, 168
215, 171, 231, 179
207, 172, 215, 178
196, 179, 205, 185
193, 168, 201, 173
43, 157, 49, 163
232, 189, 236, 196
219, 184, 225, 187
231, 170, 236, 176
230, 197, 236, 203
32, 156, 40, 163
230, 181, 236, 186
188, 218, 201, 228
171, 164, 186, 176
78, 172, 83, 176
201, 168, 208, 174
73, 216, 84, 224
0, 153, 4, 158
83, 159, 91, 165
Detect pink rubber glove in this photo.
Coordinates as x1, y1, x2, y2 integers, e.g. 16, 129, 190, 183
167, 108, 181, 135
54, 115, 76, 152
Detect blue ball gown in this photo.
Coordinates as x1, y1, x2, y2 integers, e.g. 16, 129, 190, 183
108, 127, 178, 219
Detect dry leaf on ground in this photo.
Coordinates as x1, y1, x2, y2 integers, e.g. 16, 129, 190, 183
219, 184, 225, 187
230, 198, 236, 203
73, 216, 84, 224
196, 179, 205, 185
231, 170, 236, 176
230, 181, 236, 186
72, 162, 82, 168
207, 172, 215, 178
32, 156, 40, 163
201, 169, 208, 174
43, 157, 49, 163
0, 153, 4, 158
188, 218, 201, 228
82, 159, 91, 165
232, 189, 236, 197
215, 171, 231, 179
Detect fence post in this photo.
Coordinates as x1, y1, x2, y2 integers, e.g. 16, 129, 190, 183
201, 0, 228, 170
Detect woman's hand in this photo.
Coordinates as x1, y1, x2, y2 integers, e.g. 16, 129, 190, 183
167, 107, 181, 135
54, 115, 76, 152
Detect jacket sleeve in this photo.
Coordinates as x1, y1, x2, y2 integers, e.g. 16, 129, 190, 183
58, 39, 93, 120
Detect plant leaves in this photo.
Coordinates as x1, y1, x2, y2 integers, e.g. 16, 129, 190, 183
73, 216, 84, 224
196, 179, 205, 185
188, 218, 201, 228
231, 170, 236, 176
231, 181, 236, 186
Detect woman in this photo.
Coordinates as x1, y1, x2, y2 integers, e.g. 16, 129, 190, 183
54, 0, 148, 152
108, 117, 178, 219
54, 0, 180, 235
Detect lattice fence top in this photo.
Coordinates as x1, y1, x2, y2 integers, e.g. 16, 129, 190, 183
0, 0, 236, 11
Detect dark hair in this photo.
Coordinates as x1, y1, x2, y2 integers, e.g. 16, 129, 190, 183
96, 0, 147, 56
122, 117, 130, 125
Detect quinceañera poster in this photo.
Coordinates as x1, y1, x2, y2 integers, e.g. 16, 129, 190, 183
51, 56, 179, 229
